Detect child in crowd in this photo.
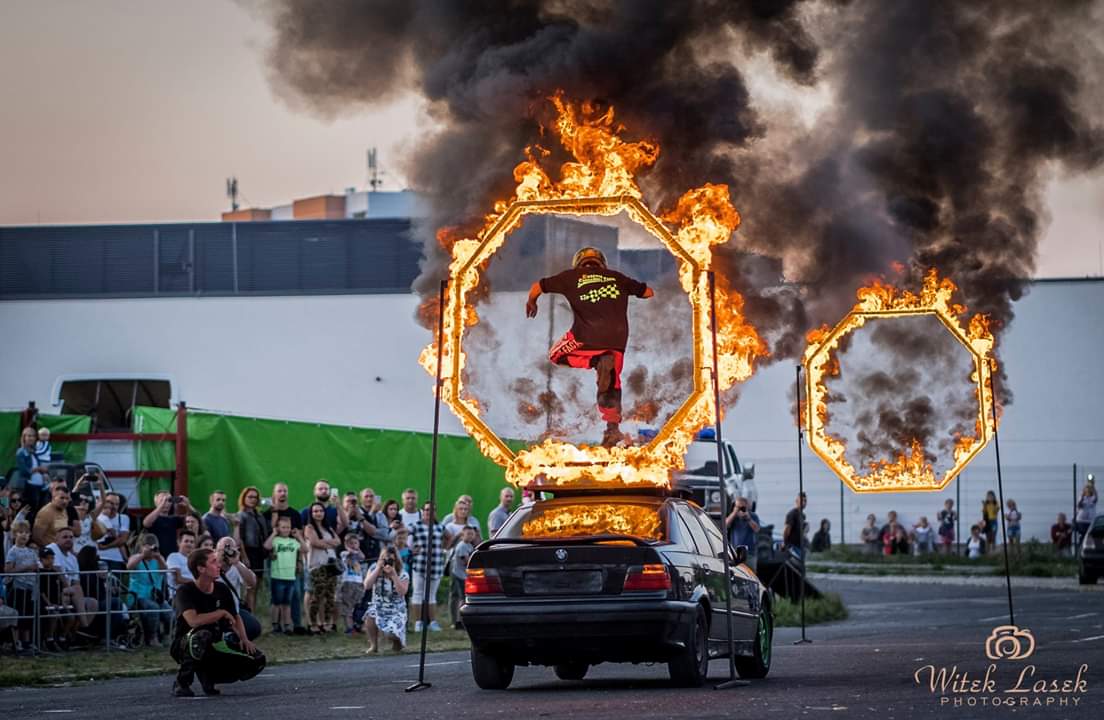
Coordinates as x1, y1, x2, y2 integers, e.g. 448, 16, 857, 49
912, 516, 935, 555
338, 533, 366, 634
1005, 499, 1022, 556
967, 524, 986, 559
937, 499, 957, 554
265, 516, 300, 634
448, 526, 476, 629
165, 530, 196, 598
37, 547, 76, 651
4, 521, 37, 653
393, 528, 412, 568
34, 427, 53, 465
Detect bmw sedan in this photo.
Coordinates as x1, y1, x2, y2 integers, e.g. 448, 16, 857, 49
460, 489, 773, 689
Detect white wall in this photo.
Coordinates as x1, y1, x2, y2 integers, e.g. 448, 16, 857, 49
1, 279, 1100, 541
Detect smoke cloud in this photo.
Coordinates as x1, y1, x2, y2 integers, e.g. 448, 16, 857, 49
259, 0, 1104, 448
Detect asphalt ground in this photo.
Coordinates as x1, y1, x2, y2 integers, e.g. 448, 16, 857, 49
3, 577, 1102, 720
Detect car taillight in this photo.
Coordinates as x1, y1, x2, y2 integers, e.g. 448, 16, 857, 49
623, 563, 670, 592
464, 568, 503, 595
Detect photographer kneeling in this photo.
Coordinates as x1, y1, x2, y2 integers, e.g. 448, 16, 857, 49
363, 544, 410, 654
172, 548, 265, 697
215, 537, 261, 641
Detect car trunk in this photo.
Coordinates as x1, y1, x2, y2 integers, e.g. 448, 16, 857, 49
475, 542, 665, 597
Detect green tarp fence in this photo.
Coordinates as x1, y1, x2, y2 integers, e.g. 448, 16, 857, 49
131, 406, 518, 520
0, 412, 91, 474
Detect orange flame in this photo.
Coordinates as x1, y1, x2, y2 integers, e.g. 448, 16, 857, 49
521, 503, 663, 540
419, 93, 767, 488
801, 269, 998, 492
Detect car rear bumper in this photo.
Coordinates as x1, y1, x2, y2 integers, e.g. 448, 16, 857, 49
461, 597, 696, 666
1080, 551, 1104, 574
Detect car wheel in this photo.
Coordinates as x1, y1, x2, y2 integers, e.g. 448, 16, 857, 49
735, 608, 773, 679
471, 646, 514, 690
554, 662, 588, 681
668, 606, 709, 687
1079, 573, 1096, 585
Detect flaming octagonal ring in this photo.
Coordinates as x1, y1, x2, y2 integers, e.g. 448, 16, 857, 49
801, 273, 998, 493
434, 194, 734, 488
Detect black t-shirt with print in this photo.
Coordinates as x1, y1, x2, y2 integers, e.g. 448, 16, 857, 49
173, 580, 237, 644
540, 267, 648, 351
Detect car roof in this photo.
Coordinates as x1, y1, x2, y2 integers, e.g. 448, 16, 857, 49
532, 493, 670, 507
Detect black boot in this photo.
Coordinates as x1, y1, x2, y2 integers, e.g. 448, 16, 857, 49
198, 672, 220, 696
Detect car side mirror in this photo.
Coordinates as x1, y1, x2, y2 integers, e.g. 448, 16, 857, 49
733, 544, 748, 565
743, 463, 755, 480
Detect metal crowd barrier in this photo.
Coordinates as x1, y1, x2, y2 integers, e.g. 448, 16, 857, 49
0, 566, 175, 653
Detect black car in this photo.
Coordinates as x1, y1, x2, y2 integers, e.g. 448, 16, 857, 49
460, 489, 773, 689
1079, 516, 1104, 584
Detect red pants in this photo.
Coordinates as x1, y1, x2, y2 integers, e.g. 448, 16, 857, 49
549, 331, 624, 423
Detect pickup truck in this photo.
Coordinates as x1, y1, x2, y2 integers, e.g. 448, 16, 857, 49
640, 428, 757, 516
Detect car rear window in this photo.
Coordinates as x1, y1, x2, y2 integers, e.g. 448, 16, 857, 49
499, 501, 666, 541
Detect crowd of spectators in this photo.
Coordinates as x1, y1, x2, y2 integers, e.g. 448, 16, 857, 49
2, 424, 517, 660
800, 480, 1099, 560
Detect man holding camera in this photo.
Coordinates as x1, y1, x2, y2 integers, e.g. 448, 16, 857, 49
215, 537, 260, 640
172, 548, 263, 697
144, 491, 196, 555
725, 495, 761, 573
96, 492, 131, 572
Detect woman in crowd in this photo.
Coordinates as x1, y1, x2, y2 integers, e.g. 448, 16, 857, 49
1051, 512, 1074, 555
374, 499, 403, 546
810, 519, 831, 553
197, 534, 215, 550
77, 545, 127, 643
15, 427, 50, 510
183, 512, 205, 538
860, 514, 881, 555
1075, 480, 1098, 549
304, 502, 341, 633
981, 491, 1000, 554
126, 534, 172, 646
937, 499, 957, 554
363, 543, 410, 653
441, 494, 482, 548
235, 486, 268, 613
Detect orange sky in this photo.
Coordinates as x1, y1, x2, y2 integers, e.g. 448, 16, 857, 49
0, 0, 1100, 278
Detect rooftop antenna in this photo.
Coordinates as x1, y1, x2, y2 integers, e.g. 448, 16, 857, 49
226, 177, 239, 211
367, 148, 382, 191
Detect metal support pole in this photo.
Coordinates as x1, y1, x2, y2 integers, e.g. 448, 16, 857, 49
1073, 463, 1079, 558
956, 475, 962, 557
839, 479, 844, 547
708, 272, 746, 690
175, 401, 188, 499
105, 571, 112, 652
407, 279, 447, 694
794, 365, 811, 644
994, 428, 1015, 626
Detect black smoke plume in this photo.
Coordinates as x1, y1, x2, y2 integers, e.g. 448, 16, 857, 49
259, 0, 1104, 447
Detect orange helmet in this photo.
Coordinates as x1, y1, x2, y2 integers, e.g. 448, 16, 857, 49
572, 247, 607, 269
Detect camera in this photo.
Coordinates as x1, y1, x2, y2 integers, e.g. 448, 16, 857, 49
223, 548, 238, 559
